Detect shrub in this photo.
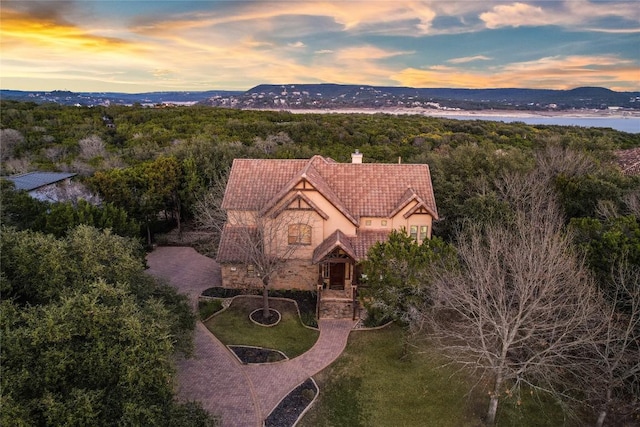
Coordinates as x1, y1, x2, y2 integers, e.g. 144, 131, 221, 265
362, 302, 392, 328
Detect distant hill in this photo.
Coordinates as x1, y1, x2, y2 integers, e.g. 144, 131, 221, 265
228, 84, 640, 111
0, 89, 243, 106
2, 85, 639, 111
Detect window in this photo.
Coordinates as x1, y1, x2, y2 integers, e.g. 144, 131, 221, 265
410, 225, 429, 242
322, 263, 330, 278
365, 220, 372, 226
288, 224, 311, 245
381, 220, 387, 226
410, 225, 418, 240
420, 225, 429, 240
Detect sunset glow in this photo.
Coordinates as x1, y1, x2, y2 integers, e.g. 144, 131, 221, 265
1, 1, 638, 92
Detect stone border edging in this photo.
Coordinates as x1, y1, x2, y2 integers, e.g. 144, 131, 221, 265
353, 319, 394, 331
263, 377, 320, 427
249, 308, 282, 327
227, 345, 289, 365
198, 296, 231, 323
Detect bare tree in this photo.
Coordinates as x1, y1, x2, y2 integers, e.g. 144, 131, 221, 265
78, 135, 106, 160
0, 129, 24, 161
196, 172, 313, 318
193, 172, 228, 233
580, 258, 640, 427
221, 209, 313, 318
416, 173, 601, 425
535, 144, 597, 180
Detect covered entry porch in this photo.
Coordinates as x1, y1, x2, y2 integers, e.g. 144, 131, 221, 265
312, 231, 362, 318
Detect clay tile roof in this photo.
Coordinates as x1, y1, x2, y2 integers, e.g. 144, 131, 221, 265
312, 230, 357, 263
216, 224, 257, 263
222, 158, 309, 210
615, 147, 640, 176
222, 155, 438, 221
349, 230, 391, 260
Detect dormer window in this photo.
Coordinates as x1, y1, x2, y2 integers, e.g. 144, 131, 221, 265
288, 224, 312, 245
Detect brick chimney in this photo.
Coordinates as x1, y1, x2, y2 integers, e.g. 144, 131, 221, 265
351, 149, 363, 164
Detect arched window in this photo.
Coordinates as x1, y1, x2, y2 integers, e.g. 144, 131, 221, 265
288, 224, 312, 245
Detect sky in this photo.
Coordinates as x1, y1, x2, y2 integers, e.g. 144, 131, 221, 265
1, 1, 639, 93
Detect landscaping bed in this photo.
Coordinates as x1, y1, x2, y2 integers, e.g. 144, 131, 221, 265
204, 297, 319, 358
265, 379, 318, 427
249, 308, 281, 326
201, 287, 318, 327
228, 345, 287, 364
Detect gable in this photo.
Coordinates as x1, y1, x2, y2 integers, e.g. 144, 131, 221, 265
267, 191, 329, 220
222, 155, 438, 223
403, 201, 437, 219
294, 179, 315, 191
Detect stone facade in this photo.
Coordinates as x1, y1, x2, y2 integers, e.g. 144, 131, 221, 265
220, 258, 318, 291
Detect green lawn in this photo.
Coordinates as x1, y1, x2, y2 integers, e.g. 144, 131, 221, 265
198, 298, 223, 320
204, 296, 319, 358
299, 325, 571, 427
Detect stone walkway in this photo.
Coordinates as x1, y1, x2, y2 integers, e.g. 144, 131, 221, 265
146, 247, 355, 427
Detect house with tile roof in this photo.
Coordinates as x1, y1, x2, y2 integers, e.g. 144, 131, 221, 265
217, 152, 438, 303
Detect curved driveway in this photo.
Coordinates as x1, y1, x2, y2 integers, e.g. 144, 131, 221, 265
146, 246, 354, 427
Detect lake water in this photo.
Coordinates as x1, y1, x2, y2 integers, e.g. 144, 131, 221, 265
437, 115, 640, 134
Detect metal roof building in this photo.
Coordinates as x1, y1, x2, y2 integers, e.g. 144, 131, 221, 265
5, 172, 77, 192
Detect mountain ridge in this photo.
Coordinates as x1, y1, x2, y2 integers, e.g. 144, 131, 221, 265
2, 85, 638, 110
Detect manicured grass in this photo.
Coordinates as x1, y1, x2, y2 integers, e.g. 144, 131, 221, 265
204, 296, 319, 359
299, 325, 571, 427
198, 298, 223, 320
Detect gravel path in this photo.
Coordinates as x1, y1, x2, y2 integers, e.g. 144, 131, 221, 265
146, 246, 354, 427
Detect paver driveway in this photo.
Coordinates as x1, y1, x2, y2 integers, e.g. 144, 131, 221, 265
146, 246, 354, 427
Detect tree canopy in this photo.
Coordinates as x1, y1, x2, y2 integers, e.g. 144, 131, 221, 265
0, 225, 214, 426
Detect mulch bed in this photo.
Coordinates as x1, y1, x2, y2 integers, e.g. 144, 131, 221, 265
228, 345, 319, 425
228, 345, 287, 364
250, 308, 281, 326
265, 378, 318, 427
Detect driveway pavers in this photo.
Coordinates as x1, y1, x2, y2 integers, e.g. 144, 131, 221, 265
146, 246, 354, 427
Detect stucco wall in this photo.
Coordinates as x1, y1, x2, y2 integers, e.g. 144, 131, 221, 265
304, 190, 357, 237
391, 200, 434, 239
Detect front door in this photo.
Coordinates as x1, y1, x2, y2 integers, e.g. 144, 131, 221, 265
329, 263, 345, 290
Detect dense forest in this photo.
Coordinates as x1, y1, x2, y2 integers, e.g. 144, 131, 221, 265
1, 100, 638, 243
1, 100, 639, 425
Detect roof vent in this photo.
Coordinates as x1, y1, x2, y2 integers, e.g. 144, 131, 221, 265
351, 149, 363, 164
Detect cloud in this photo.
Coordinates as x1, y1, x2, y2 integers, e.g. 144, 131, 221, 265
334, 46, 414, 61
152, 69, 174, 78
5, 0, 78, 26
447, 55, 492, 64
0, 7, 137, 53
392, 55, 640, 91
2, 1, 638, 92
480, 1, 640, 32
480, 2, 549, 29
130, 1, 440, 37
